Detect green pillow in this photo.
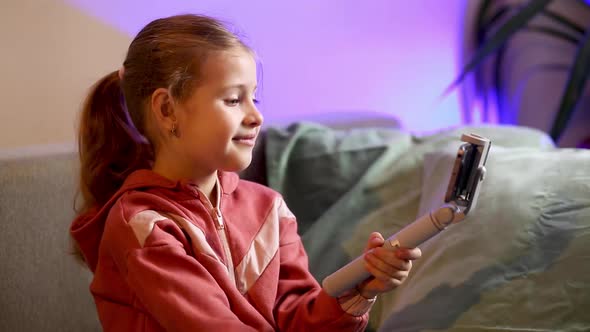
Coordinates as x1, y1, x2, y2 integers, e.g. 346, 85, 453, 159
377, 145, 590, 331
265, 122, 409, 234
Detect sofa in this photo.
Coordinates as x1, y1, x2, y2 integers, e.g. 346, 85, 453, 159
0, 148, 100, 331
1, 116, 589, 332
0, 113, 399, 332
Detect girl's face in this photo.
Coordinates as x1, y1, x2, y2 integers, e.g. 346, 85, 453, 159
164, 49, 263, 177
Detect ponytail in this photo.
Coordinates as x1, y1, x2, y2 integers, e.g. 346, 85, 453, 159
76, 14, 250, 212
77, 71, 153, 212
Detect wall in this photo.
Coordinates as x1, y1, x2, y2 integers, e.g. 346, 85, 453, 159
0, 0, 131, 149
1, 0, 465, 149
460, 0, 590, 147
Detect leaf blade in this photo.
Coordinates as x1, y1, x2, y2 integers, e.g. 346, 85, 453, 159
550, 31, 590, 142
445, 0, 554, 96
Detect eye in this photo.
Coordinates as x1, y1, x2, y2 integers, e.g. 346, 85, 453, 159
224, 98, 240, 106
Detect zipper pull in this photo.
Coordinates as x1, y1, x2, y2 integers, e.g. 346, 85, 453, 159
215, 210, 224, 230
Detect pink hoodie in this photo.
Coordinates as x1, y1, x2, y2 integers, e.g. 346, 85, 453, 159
70, 169, 372, 331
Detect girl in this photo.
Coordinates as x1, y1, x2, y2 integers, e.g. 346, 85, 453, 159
70, 14, 421, 331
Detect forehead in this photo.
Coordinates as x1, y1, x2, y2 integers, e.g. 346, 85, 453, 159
199, 49, 257, 88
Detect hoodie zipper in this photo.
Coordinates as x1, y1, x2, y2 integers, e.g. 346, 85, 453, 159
196, 181, 236, 285
214, 210, 236, 285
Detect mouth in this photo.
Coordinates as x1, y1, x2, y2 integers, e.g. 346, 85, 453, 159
232, 133, 257, 146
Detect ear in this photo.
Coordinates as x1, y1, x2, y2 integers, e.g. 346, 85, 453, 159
150, 88, 177, 130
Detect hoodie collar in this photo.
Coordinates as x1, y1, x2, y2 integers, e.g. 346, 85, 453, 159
123, 169, 240, 195
70, 169, 240, 272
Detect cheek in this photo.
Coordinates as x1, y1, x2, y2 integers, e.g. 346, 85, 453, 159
217, 111, 242, 132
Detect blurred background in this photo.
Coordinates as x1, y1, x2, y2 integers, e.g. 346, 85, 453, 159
1, 0, 588, 150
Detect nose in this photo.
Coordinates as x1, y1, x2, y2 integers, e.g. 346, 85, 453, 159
243, 102, 263, 128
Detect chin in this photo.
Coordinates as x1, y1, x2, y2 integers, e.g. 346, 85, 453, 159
223, 155, 252, 173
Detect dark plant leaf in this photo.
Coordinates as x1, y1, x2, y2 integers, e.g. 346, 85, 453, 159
493, 44, 507, 122
476, 0, 493, 41
542, 8, 586, 35
524, 25, 581, 44
550, 31, 590, 142
445, 0, 554, 96
479, 6, 512, 44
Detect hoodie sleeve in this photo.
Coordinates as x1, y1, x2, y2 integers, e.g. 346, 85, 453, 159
124, 242, 260, 331
104, 207, 264, 332
273, 200, 372, 332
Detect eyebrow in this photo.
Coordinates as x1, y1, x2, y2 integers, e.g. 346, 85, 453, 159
222, 84, 257, 91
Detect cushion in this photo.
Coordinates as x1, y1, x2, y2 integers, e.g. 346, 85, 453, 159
265, 122, 406, 234
0, 152, 101, 331
377, 145, 590, 331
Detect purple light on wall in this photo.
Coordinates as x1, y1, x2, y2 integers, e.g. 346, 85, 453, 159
66, 0, 465, 134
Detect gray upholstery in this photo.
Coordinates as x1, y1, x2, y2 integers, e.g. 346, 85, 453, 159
0, 113, 400, 331
0, 152, 101, 331
0, 148, 268, 332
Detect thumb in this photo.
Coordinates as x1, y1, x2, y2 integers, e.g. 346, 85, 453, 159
364, 232, 385, 252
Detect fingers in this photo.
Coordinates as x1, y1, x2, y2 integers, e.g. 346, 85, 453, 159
363, 247, 421, 280
359, 244, 423, 296
395, 247, 422, 261
365, 257, 409, 282
365, 249, 412, 275
364, 232, 385, 252
363, 259, 407, 292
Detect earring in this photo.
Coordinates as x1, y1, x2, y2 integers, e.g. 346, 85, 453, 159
170, 123, 179, 137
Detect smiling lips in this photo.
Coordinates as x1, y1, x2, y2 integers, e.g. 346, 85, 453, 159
232, 134, 257, 146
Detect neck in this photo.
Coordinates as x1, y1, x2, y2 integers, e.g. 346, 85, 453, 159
152, 158, 218, 205
192, 173, 219, 206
